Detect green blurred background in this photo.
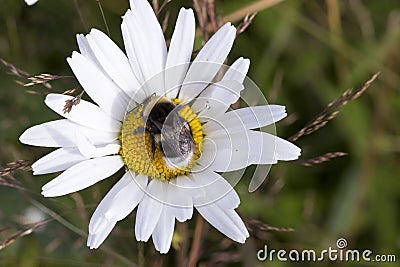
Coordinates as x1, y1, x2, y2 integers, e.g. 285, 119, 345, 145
0, 0, 399, 266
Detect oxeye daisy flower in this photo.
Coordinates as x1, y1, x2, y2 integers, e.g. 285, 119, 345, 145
19, 0, 301, 254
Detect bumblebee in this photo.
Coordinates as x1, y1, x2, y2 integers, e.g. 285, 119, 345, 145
137, 95, 196, 169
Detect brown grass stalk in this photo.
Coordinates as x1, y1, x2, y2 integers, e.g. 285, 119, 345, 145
157, 0, 172, 16
289, 72, 380, 142
0, 160, 31, 177
0, 220, 48, 250
223, 0, 285, 23
24, 73, 70, 87
245, 218, 295, 233
63, 90, 85, 113
300, 152, 348, 167
236, 12, 257, 36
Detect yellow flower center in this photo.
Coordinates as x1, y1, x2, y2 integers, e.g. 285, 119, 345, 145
120, 98, 203, 181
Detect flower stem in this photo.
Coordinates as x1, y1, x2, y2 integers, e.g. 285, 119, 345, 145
96, 0, 110, 36
188, 213, 204, 267
138, 242, 145, 267
73, 0, 87, 31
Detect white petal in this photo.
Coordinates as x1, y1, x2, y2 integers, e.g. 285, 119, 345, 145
163, 182, 193, 208
76, 134, 120, 158
164, 182, 193, 222
198, 132, 251, 172
67, 52, 129, 120
204, 105, 287, 135
187, 170, 240, 209
45, 93, 121, 132
25, 0, 38, 6
222, 57, 250, 84
87, 219, 116, 249
103, 173, 147, 221
41, 156, 124, 197
135, 179, 164, 242
240, 130, 302, 165
121, 17, 146, 92
19, 119, 118, 148
207, 57, 250, 109
125, 0, 167, 95
166, 205, 193, 223
235, 131, 299, 164
85, 29, 141, 98
89, 172, 147, 241
230, 105, 287, 129
195, 203, 249, 243
32, 147, 88, 175
259, 132, 301, 161
122, 11, 164, 96
76, 34, 106, 75
201, 125, 300, 172
179, 23, 236, 102
248, 164, 271, 193
165, 8, 195, 99
152, 207, 175, 254
191, 80, 243, 118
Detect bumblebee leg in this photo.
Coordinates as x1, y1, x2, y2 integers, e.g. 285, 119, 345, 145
150, 133, 156, 160
132, 126, 145, 135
